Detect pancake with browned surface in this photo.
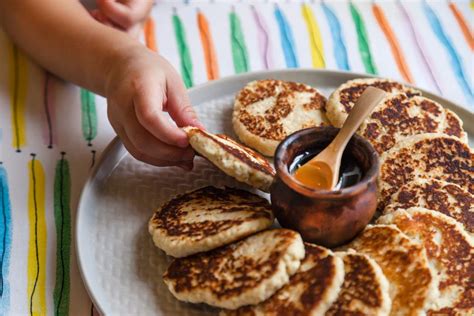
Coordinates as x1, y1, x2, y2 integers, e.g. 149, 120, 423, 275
184, 127, 275, 192
148, 186, 274, 258
442, 109, 468, 143
343, 225, 437, 316
378, 207, 474, 315
359, 94, 447, 154
224, 243, 344, 316
163, 229, 305, 310
384, 178, 473, 234
326, 78, 421, 127
378, 133, 474, 209
326, 251, 391, 316
232, 79, 328, 157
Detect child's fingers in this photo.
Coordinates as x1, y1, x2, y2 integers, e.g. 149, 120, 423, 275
97, 0, 152, 30
133, 81, 189, 148
165, 67, 205, 129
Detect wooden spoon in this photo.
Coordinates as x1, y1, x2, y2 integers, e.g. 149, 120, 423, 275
294, 87, 386, 190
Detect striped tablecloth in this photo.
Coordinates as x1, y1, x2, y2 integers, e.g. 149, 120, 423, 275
0, 1, 472, 315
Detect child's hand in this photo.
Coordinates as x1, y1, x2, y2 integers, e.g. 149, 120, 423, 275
105, 48, 203, 169
91, 0, 153, 37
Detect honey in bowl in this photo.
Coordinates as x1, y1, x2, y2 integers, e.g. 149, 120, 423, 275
289, 149, 362, 190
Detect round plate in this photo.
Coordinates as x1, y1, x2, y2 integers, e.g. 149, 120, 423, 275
76, 69, 473, 315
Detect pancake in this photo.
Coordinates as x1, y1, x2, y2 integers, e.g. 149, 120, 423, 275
326, 78, 421, 127
359, 94, 447, 154
343, 225, 437, 316
384, 178, 473, 234
378, 133, 474, 209
163, 229, 305, 310
326, 251, 391, 316
148, 186, 274, 258
184, 127, 275, 192
442, 109, 468, 143
225, 243, 344, 316
378, 208, 474, 314
232, 79, 329, 157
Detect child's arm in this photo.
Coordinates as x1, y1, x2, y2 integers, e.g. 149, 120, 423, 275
0, 0, 201, 168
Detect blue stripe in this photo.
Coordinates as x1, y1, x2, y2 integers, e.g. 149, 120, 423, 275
274, 6, 299, 68
423, 2, 473, 105
0, 166, 12, 313
321, 2, 350, 71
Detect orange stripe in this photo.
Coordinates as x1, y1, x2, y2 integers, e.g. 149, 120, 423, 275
197, 10, 219, 80
449, 2, 474, 50
144, 17, 158, 52
372, 3, 414, 83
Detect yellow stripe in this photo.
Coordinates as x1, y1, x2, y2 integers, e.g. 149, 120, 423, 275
8, 44, 28, 151
27, 157, 47, 316
302, 3, 325, 68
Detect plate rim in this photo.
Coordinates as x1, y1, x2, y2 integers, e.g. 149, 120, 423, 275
75, 68, 473, 315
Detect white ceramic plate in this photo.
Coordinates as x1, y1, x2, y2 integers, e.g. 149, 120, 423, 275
76, 69, 473, 315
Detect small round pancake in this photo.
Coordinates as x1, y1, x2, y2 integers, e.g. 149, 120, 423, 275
326, 251, 391, 316
343, 225, 437, 316
384, 178, 473, 234
442, 109, 468, 143
184, 127, 275, 192
378, 207, 474, 315
359, 94, 447, 154
232, 79, 329, 156
226, 243, 344, 316
163, 229, 305, 310
378, 133, 474, 209
148, 186, 274, 258
327, 78, 421, 127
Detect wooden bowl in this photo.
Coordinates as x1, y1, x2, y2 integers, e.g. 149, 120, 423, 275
271, 126, 379, 248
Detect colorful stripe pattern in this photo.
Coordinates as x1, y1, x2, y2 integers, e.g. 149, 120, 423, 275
449, 2, 474, 50
43, 73, 55, 148
144, 17, 158, 52
274, 5, 298, 68
397, 1, 442, 93
27, 155, 47, 316
321, 2, 350, 71
53, 153, 71, 316
423, 2, 473, 104
80, 89, 98, 147
301, 3, 325, 68
173, 9, 194, 87
251, 5, 273, 69
229, 9, 249, 74
372, 3, 413, 83
0, 165, 12, 314
8, 45, 28, 152
197, 10, 219, 80
349, 2, 377, 74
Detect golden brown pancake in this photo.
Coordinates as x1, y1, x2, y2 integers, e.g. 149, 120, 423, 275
326, 78, 421, 127
359, 94, 446, 154
148, 186, 274, 257
378, 133, 474, 209
442, 109, 468, 142
343, 225, 437, 316
184, 127, 275, 192
225, 243, 344, 316
378, 208, 474, 315
163, 229, 305, 310
232, 79, 328, 156
384, 178, 473, 234
326, 252, 391, 316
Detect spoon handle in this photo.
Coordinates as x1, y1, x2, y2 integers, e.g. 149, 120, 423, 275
331, 87, 386, 151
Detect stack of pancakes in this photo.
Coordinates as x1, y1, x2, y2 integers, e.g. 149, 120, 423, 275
147, 78, 472, 315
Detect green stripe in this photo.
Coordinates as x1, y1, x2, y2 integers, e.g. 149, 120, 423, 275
349, 2, 377, 74
173, 13, 193, 88
230, 11, 249, 74
53, 155, 71, 316
80, 89, 97, 146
